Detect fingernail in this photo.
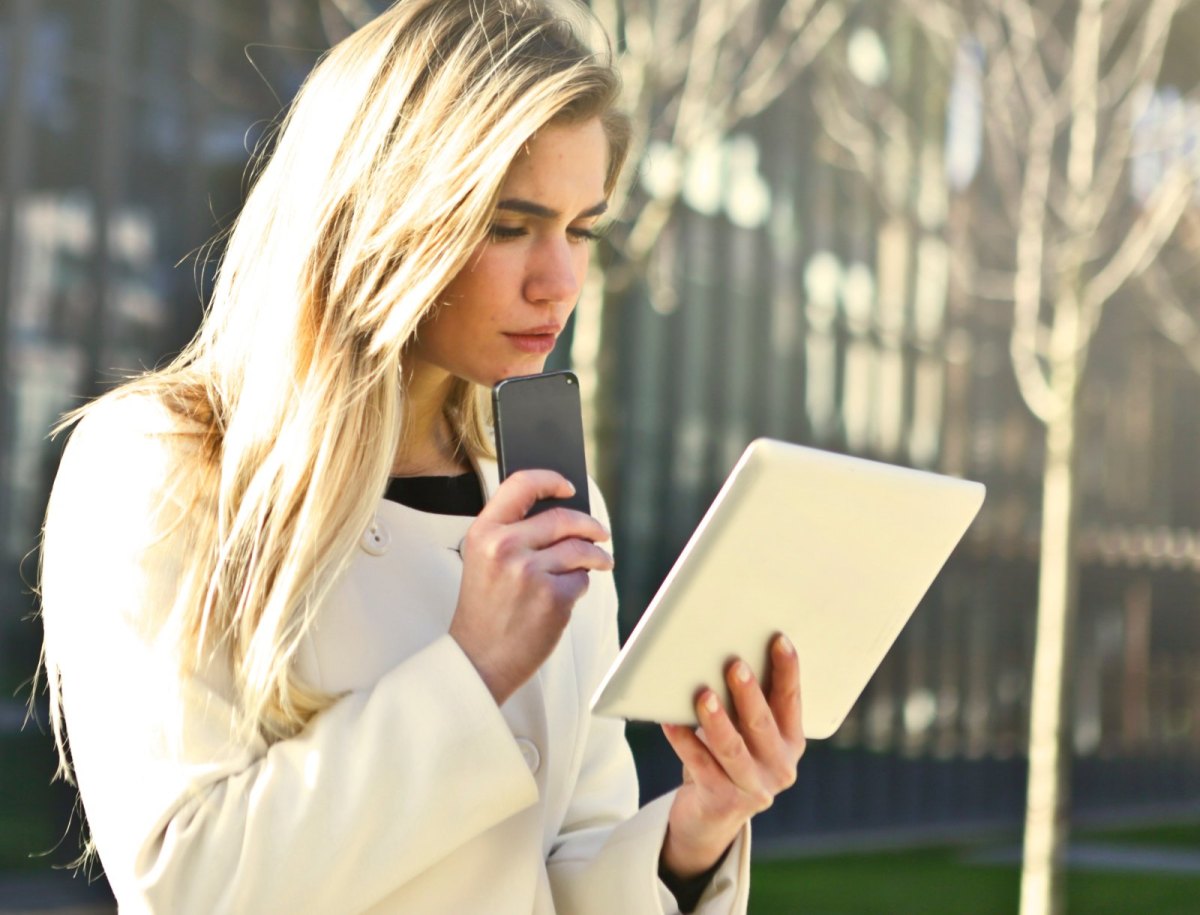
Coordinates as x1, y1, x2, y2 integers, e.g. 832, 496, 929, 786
734, 662, 751, 684
565, 481, 577, 495
704, 692, 720, 714
777, 634, 795, 656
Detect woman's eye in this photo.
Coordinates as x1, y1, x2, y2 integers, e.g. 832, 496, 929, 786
488, 225, 527, 241
568, 225, 604, 243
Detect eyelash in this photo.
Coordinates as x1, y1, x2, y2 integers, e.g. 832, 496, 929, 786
488, 225, 605, 243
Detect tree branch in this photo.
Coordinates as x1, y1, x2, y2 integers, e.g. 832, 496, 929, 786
1080, 163, 1197, 336
1137, 260, 1200, 373
997, 0, 1058, 109
811, 76, 880, 180
732, 0, 847, 121
1011, 105, 1060, 423
1073, 0, 1182, 240
895, 0, 964, 48
670, 0, 756, 149
1099, 0, 1183, 106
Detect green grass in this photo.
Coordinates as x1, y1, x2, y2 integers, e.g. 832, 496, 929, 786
1079, 820, 1200, 849
748, 828, 1200, 915
751, 846, 1020, 914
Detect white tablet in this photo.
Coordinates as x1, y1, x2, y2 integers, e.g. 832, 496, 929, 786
590, 439, 985, 739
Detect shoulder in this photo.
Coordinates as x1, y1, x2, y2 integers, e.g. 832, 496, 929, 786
65, 389, 205, 468
46, 392, 206, 550
67, 390, 201, 452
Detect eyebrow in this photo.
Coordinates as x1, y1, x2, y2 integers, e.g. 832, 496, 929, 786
496, 198, 609, 220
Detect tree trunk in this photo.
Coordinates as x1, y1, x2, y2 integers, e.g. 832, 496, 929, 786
1019, 357, 1081, 915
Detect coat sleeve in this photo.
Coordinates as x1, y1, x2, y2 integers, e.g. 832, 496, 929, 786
40, 397, 539, 914
545, 484, 751, 915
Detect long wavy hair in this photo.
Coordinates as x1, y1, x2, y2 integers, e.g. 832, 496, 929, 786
42, 0, 631, 754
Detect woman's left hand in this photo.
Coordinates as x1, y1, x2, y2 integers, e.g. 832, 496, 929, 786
659, 633, 805, 879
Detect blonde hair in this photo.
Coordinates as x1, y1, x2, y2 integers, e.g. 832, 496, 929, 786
42, 0, 630, 757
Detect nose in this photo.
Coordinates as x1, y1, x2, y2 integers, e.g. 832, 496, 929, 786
524, 236, 583, 307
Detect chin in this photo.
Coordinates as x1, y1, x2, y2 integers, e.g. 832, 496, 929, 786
500, 358, 550, 382
468, 360, 547, 389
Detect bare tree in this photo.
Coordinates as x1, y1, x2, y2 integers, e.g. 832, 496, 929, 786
959, 6, 1198, 914
817, 2, 1200, 913
579, 0, 856, 481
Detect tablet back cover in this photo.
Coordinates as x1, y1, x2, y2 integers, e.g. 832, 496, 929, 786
591, 439, 985, 739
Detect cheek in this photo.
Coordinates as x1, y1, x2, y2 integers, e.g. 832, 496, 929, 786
571, 246, 590, 285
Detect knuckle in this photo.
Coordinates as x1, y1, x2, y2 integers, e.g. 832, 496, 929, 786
479, 538, 503, 564
747, 710, 774, 734
719, 735, 745, 759
529, 563, 554, 589
565, 537, 588, 563
547, 506, 575, 531
753, 788, 774, 812
463, 524, 486, 552
514, 555, 540, 582
487, 531, 518, 561
772, 764, 797, 791
510, 468, 536, 487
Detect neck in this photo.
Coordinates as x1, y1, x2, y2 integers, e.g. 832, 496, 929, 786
392, 362, 468, 477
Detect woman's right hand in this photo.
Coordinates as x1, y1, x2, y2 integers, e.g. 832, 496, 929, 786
449, 469, 614, 705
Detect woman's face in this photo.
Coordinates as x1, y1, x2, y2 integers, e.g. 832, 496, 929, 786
408, 117, 610, 388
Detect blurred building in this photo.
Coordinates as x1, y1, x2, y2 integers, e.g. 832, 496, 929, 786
0, 0, 317, 566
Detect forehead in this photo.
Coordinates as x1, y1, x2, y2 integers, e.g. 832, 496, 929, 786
500, 118, 609, 207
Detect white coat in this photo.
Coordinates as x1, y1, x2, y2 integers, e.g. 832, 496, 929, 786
40, 395, 750, 914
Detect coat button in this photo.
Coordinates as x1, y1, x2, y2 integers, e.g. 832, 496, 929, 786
360, 519, 390, 556
515, 737, 541, 774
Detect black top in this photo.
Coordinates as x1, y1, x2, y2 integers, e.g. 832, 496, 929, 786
384, 472, 484, 516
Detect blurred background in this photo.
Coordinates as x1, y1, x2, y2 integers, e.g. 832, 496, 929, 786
2, 1, 1199, 913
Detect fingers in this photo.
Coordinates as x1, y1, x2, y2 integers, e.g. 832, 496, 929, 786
481, 470, 579, 524
520, 505, 610, 550
685, 636, 805, 798
725, 660, 794, 791
531, 537, 614, 575
767, 633, 805, 754
693, 689, 772, 809
661, 722, 725, 786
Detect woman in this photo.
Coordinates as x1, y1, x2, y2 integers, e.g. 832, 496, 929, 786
38, 1, 805, 912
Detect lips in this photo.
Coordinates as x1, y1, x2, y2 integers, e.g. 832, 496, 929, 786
504, 324, 561, 355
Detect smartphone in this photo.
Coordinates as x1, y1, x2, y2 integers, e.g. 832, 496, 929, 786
492, 370, 590, 517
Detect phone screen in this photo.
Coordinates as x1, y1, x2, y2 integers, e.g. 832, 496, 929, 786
492, 371, 590, 517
